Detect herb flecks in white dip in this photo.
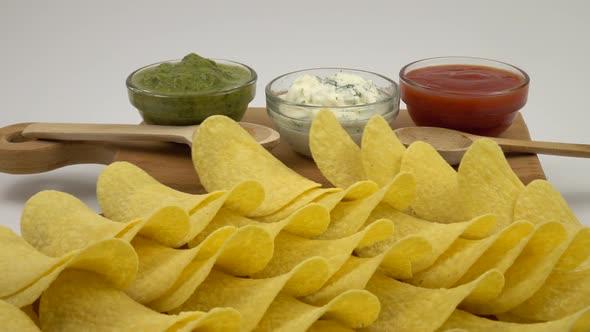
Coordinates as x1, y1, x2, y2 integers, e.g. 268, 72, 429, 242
279, 72, 386, 121
282, 72, 384, 106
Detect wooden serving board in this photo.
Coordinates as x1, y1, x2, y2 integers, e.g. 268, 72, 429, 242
117, 108, 546, 193
0, 108, 545, 193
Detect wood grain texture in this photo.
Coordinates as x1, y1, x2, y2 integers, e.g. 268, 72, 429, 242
0, 108, 545, 192
116, 108, 546, 193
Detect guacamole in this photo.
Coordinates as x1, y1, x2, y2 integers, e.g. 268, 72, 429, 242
127, 54, 256, 125
131, 53, 252, 95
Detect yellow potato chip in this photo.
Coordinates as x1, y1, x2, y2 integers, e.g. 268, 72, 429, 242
361, 114, 406, 187
21, 190, 192, 252
458, 139, 524, 229
174, 257, 330, 331
508, 267, 590, 321
318, 174, 413, 240
304, 255, 383, 306
98, 161, 227, 218
0, 226, 137, 308
314, 180, 379, 211
553, 227, 590, 271
0, 300, 41, 332
40, 270, 241, 332
310, 109, 366, 188
255, 290, 380, 331
362, 270, 504, 331
307, 236, 432, 305
462, 221, 569, 315
255, 187, 341, 222
441, 308, 590, 332
400, 141, 463, 223
189, 203, 330, 246
360, 204, 496, 273
514, 179, 581, 228
378, 235, 434, 279
410, 221, 534, 288
20, 304, 40, 327
126, 227, 234, 311
98, 162, 267, 243
308, 320, 356, 332
253, 219, 393, 279
193, 115, 320, 216
211, 224, 275, 276
454, 222, 535, 286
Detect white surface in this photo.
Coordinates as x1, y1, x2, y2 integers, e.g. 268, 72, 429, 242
0, 0, 589, 233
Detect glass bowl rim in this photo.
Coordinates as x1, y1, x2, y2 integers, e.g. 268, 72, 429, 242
267, 103, 400, 124
265, 67, 400, 109
399, 56, 530, 97
126, 58, 257, 98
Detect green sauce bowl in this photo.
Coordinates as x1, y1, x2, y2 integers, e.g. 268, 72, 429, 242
126, 58, 257, 125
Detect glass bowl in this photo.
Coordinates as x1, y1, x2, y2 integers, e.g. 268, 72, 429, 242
126, 58, 256, 125
266, 68, 400, 157
399, 56, 529, 136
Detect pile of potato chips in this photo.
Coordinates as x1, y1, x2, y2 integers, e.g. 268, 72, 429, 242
2, 109, 589, 331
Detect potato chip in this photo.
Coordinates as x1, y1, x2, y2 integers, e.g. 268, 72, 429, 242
255, 290, 380, 331
193, 115, 320, 216
98, 162, 267, 242
0, 226, 137, 308
210, 224, 275, 277
454, 222, 535, 286
508, 267, 590, 321
308, 320, 356, 332
98, 161, 227, 218
514, 179, 581, 228
318, 174, 413, 240
306, 236, 432, 305
361, 270, 504, 331
20, 304, 40, 327
553, 227, 590, 272
253, 219, 393, 279
0, 300, 41, 332
173, 258, 330, 331
310, 109, 366, 188
462, 221, 569, 315
361, 115, 407, 188
458, 139, 524, 229
314, 180, 379, 211
518, 189, 587, 273
440, 308, 590, 332
410, 221, 534, 288
255, 187, 341, 222
21, 190, 192, 252
378, 235, 434, 279
40, 270, 241, 332
359, 204, 496, 273
400, 141, 463, 223
126, 227, 233, 311
189, 203, 330, 246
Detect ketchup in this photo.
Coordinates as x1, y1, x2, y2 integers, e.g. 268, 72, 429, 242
400, 64, 529, 136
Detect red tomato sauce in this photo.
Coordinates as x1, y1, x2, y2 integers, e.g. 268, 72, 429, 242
400, 64, 529, 135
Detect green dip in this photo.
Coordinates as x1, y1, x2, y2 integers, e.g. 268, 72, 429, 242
131, 53, 252, 95
127, 53, 256, 125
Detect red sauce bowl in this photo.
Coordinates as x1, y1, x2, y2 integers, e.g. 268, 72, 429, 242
399, 57, 530, 136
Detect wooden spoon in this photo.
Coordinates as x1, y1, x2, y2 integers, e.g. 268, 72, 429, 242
21, 122, 280, 149
394, 126, 590, 165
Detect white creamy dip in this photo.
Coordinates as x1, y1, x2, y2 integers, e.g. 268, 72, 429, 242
269, 70, 396, 157
279, 72, 386, 121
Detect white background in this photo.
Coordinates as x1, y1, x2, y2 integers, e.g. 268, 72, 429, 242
0, 0, 589, 233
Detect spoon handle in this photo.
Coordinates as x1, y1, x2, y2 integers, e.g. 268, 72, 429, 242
21, 123, 193, 145
491, 137, 590, 158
